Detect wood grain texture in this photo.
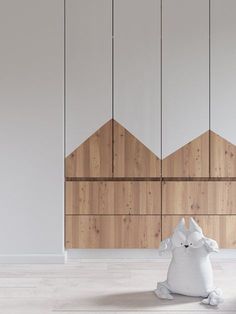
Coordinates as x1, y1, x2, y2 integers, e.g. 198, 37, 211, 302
65, 215, 161, 248
162, 131, 209, 178
114, 120, 160, 177
66, 120, 112, 177
162, 215, 236, 249
66, 181, 161, 215
162, 181, 236, 215
210, 131, 236, 178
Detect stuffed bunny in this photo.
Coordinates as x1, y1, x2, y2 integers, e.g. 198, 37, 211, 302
155, 217, 223, 306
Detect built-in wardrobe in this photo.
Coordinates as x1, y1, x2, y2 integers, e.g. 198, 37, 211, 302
65, 0, 236, 248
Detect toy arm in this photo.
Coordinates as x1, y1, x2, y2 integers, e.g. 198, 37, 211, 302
159, 238, 172, 255
203, 237, 219, 253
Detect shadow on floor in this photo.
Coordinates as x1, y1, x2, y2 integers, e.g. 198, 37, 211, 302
92, 290, 202, 309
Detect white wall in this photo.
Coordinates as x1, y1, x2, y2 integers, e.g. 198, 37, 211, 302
0, 0, 64, 262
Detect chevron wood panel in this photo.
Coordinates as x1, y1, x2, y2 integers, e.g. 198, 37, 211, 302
210, 131, 236, 178
114, 120, 160, 177
66, 181, 161, 215
162, 181, 236, 215
65, 215, 161, 248
162, 215, 236, 248
66, 120, 112, 178
162, 131, 209, 177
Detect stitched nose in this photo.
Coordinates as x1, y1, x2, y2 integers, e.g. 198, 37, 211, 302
184, 245, 189, 248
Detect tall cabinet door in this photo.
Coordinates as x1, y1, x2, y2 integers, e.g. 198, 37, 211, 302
114, 0, 161, 178
65, 0, 112, 178
211, 0, 236, 177
162, 0, 209, 177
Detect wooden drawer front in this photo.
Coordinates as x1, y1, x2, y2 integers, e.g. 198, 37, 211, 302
162, 181, 236, 215
65, 215, 161, 248
162, 215, 236, 249
66, 181, 161, 215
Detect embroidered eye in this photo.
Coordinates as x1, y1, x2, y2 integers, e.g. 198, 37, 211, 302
180, 243, 183, 246
190, 243, 192, 246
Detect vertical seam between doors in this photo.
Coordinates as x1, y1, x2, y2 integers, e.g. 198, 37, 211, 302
160, 0, 163, 241
209, 0, 211, 178
64, 0, 67, 249
112, 0, 114, 178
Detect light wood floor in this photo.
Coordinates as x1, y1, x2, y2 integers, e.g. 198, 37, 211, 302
0, 257, 235, 313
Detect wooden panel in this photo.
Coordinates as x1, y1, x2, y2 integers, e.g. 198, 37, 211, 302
66, 0, 111, 156
162, 132, 209, 177
66, 120, 112, 178
162, 181, 236, 215
114, 121, 160, 177
162, 215, 236, 249
211, 0, 236, 153
162, 0, 209, 173
210, 131, 236, 178
65, 215, 161, 248
114, 0, 161, 158
66, 181, 161, 215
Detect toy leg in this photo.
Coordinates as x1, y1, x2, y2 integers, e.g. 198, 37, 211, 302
154, 281, 173, 300
202, 288, 223, 306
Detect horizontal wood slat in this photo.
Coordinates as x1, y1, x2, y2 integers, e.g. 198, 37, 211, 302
66, 181, 161, 215
65, 215, 161, 248
162, 181, 236, 215
162, 215, 236, 249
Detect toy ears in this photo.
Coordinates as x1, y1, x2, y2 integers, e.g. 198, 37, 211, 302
189, 217, 203, 234
175, 217, 203, 234
175, 217, 186, 232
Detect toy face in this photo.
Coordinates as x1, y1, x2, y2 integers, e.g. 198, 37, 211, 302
172, 230, 203, 249
171, 218, 204, 249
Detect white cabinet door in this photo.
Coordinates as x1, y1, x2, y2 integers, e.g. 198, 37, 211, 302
0, 0, 64, 257
114, 0, 161, 177
162, 0, 209, 177
211, 0, 236, 177
66, 0, 112, 156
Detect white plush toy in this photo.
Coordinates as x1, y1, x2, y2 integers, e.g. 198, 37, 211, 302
155, 217, 223, 306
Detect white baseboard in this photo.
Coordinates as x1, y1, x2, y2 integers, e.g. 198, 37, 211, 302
67, 249, 236, 260
0, 253, 66, 264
